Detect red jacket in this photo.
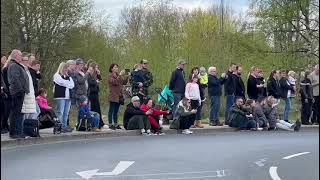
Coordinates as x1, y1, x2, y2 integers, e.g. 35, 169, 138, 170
140, 104, 169, 129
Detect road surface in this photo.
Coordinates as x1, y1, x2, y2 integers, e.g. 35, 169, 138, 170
1, 130, 319, 180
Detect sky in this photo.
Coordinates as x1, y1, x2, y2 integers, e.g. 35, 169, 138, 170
93, 0, 250, 24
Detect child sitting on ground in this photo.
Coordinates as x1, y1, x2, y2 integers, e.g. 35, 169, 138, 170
78, 95, 101, 132
36, 88, 58, 121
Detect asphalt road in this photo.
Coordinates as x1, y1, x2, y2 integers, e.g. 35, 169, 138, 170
1, 130, 319, 180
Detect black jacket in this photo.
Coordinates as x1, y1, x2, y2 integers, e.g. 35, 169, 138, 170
235, 75, 245, 99
208, 74, 226, 97
279, 77, 294, 99
247, 75, 260, 100
123, 103, 146, 129
29, 68, 41, 96
267, 77, 281, 99
7, 59, 29, 96
169, 68, 186, 94
87, 74, 101, 96
224, 71, 236, 96
300, 79, 313, 100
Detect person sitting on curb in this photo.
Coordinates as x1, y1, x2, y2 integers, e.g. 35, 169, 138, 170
140, 98, 169, 135
228, 97, 258, 131
171, 97, 197, 134
262, 96, 301, 131
123, 96, 153, 135
78, 95, 101, 132
245, 99, 268, 130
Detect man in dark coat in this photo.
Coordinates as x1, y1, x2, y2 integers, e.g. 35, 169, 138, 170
123, 96, 152, 135
169, 59, 187, 119
224, 63, 237, 124
228, 97, 256, 130
234, 65, 246, 101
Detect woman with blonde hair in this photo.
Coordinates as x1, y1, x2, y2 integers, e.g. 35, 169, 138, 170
53, 62, 75, 132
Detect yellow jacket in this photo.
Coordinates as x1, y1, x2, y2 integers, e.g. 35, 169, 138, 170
199, 73, 208, 85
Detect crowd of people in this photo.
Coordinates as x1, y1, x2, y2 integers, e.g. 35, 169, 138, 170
0, 49, 319, 138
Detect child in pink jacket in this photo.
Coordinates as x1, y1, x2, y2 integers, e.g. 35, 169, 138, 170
36, 88, 58, 120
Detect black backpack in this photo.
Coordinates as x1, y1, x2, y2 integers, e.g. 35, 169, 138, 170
76, 117, 92, 131
23, 119, 40, 137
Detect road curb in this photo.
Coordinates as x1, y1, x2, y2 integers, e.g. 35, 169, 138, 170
1, 125, 318, 148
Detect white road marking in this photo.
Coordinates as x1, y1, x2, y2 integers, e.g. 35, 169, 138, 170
146, 175, 225, 180
282, 152, 310, 160
76, 161, 134, 179
269, 166, 281, 180
41, 170, 228, 180
255, 158, 267, 167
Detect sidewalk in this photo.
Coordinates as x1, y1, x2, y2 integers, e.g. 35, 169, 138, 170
1, 124, 318, 148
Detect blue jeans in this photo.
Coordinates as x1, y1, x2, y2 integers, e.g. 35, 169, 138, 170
55, 99, 71, 129
283, 97, 291, 122
209, 96, 220, 122
90, 112, 100, 128
108, 102, 120, 125
173, 93, 183, 119
225, 95, 235, 124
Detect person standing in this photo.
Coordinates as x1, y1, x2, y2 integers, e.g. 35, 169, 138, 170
207, 67, 227, 126
224, 63, 237, 125
7, 49, 29, 138
28, 55, 41, 96
267, 70, 281, 99
74, 58, 88, 105
234, 65, 246, 101
300, 71, 313, 125
169, 59, 187, 119
87, 61, 104, 128
279, 70, 294, 122
1, 53, 9, 133
66, 60, 77, 105
20, 53, 38, 120
185, 74, 203, 128
53, 62, 75, 132
310, 64, 319, 124
247, 66, 264, 101
140, 59, 153, 98
108, 63, 128, 130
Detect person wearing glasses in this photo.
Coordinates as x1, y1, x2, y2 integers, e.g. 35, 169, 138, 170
227, 97, 257, 130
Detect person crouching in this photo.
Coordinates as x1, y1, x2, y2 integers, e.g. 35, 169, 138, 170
123, 96, 152, 135
78, 95, 101, 132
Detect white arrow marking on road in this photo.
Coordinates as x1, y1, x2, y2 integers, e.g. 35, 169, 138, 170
282, 152, 310, 160
269, 166, 281, 180
76, 161, 135, 179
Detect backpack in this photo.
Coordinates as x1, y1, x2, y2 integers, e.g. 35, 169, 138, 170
23, 119, 40, 137
76, 117, 92, 131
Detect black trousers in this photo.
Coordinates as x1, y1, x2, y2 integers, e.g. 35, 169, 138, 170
89, 94, 104, 128
127, 115, 151, 130
0, 97, 10, 131
301, 99, 312, 124
9, 94, 25, 136
312, 96, 319, 124
179, 115, 195, 130
190, 100, 200, 122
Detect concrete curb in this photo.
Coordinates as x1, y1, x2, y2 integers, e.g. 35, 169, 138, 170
1, 125, 318, 149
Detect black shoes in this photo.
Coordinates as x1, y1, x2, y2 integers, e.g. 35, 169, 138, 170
294, 120, 302, 132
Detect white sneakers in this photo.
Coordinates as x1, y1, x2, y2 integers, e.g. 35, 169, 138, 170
182, 129, 193, 134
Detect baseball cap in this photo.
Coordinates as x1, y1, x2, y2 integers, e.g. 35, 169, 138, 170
178, 59, 187, 65
131, 96, 140, 103
75, 58, 84, 65
140, 59, 149, 64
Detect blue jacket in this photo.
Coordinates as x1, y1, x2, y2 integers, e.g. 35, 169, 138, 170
78, 104, 92, 120
208, 74, 226, 97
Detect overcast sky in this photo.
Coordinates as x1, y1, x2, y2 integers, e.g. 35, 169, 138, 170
93, 0, 250, 24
